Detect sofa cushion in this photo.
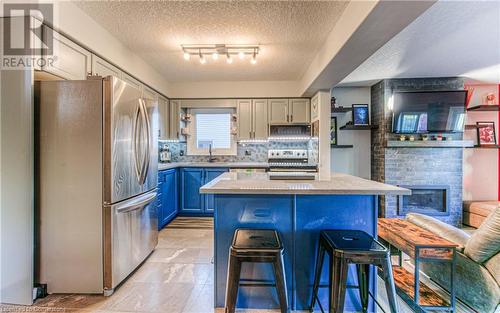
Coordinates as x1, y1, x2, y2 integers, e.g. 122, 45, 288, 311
484, 252, 500, 285
465, 208, 500, 263
463, 201, 499, 217
406, 213, 470, 252
463, 201, 499, 228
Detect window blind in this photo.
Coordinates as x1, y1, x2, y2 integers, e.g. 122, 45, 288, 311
196, 113, 231, 149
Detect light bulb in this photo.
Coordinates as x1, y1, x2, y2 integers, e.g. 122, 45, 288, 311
183, 52, 190, 61
238, 51, 245, 59
226, 54, 233, 64
212, 52, 219, 60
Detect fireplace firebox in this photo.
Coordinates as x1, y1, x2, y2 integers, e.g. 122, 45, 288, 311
397, 185, 450, 216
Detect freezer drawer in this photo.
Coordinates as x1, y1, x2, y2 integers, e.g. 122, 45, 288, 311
103, 189, 158, 293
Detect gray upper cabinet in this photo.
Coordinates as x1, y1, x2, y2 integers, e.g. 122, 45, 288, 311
237, 99, 252, 140
158, 96, 169, 140
290, 99, 310, 124
269, 99, 289, 124
169, 100, 181, 140
42, 26, 91, 80
122, 72, 143, 91
253, 99, 268, 139
91, 55, 122, 78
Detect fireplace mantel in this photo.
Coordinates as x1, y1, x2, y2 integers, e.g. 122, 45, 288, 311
386, 140, 474, 148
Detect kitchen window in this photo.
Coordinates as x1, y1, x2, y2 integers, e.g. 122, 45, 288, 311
187, 108, 236, 155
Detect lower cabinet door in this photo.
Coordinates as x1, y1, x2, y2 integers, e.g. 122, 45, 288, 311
204, 168, 229, 213
180, 168, 204, 213
158, 169, 178, 229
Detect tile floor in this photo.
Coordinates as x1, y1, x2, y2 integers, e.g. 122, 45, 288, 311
0, 219, 475, 313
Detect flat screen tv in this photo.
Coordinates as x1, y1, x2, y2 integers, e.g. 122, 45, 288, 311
392, 90, 467, 134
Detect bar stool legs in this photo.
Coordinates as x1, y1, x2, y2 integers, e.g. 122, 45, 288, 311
225, 253, 242, 313
309, 230, 399, 313
224, 229, 288, 313
380, 256, 398, 313
356, 264, 370, 312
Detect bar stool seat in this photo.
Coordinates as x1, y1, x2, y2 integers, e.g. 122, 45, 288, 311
225, 228, 289, 313
310, 230, 398, 313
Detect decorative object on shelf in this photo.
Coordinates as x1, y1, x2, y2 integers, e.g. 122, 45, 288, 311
181, 44, 259, 65
231, 114, 238, 122
330, 96, 336, 110
464, 86, 475, 107
330, 116, 337, 145
409, 135, 415, 142
181, 113, 192, 122
485, 93, 496, 106
231, 127, 238, 135
352, 104, 369, 126
436, 134, 443, 141
476, 121, 497, 145
421, 135, 429, 141
180, 127, 190, 136
399, 135, 406, 141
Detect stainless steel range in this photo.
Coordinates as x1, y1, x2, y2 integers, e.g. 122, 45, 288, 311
268, 149, 317, 180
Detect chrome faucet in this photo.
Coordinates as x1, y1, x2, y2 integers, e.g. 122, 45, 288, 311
208, 144, 216, 163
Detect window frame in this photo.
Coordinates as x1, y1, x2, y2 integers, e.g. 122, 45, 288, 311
186, 108, 237, 156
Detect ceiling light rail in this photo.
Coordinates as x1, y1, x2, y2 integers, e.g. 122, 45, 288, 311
181, 44, 259, 64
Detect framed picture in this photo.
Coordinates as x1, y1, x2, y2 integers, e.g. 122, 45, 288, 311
352, 104, 369, 125
330, 116, 337, 145
477, 122, 497, 145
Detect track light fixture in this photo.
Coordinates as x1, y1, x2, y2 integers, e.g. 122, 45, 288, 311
181, 44, 259, 65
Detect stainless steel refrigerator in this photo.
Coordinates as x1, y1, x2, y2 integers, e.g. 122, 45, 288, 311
36, 76, 158, 295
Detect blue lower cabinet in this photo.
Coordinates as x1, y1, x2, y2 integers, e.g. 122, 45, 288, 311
180, 168, 204, 213
157, 168, 178, 230
180, 167, 228, 215
204, 168, 229, 213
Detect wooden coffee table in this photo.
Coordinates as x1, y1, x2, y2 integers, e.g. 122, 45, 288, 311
378, 218, 458, 313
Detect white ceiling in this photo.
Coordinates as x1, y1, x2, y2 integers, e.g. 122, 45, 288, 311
74, 1, 349, 82
339, 0, 500, 86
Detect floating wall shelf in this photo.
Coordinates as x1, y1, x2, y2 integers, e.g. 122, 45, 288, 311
331, 107, 352, 113
468, 145, 500, 149
465, 124, 489, 130
340, 124, 378, 130
331, 144, 354, 148
467, 105, 500, 112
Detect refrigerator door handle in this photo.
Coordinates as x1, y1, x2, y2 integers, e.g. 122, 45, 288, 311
139, 99, 151, 186
115, 191, 157, 213
133, 102, 143, 183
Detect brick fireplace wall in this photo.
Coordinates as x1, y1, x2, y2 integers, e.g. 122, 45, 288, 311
371, 77, 465, 226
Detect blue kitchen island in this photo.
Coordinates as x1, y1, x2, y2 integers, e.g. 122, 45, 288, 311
200, 172, 410, 312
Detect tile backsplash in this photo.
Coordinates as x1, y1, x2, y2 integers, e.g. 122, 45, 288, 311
159, 140, 319, 164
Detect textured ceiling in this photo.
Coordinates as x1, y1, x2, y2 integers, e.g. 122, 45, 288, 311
74, 1, 349, 82
339, 0, 500, 86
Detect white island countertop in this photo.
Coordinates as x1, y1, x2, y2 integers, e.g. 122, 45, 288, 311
200, 172, 411, 195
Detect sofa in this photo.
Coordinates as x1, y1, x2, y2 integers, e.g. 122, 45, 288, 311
406, 208, 500, 313
463, 201, 499, 228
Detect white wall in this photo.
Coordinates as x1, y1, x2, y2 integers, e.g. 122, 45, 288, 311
463, 84, 499, 201
330, 87, 371, 179
169, 80, 300, 98
50, 2, 172, 96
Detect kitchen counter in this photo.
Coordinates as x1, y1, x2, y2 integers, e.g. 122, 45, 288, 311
158, 162, 269, 171
200, 172, 410, 195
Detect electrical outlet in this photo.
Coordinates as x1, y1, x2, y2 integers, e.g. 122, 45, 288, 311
245, 150, 251, 156
180, 150, 184, 156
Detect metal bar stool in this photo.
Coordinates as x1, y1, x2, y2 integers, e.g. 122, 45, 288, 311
225, 228, 288, 313
310, 230, 398, 313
